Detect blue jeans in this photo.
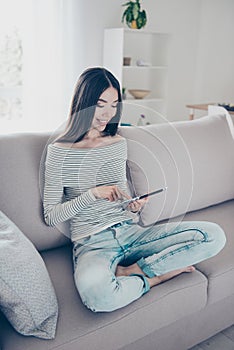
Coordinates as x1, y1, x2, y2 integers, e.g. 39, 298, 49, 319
73, 220, 226, 312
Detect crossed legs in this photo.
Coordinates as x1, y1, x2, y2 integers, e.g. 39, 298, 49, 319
116, 264, 195, 288
74, 221, 226, 312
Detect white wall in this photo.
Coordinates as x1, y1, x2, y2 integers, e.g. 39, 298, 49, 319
68, 0, 234, 122
68, 1, 122, 91
142, 0, 202, 120
194, 0, 234, 105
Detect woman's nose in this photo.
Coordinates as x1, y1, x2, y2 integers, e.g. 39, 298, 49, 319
103, 106, 114, 118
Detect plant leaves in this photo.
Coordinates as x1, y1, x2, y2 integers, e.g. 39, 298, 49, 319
135, 10, 147, 28
122, 1, 133, 7
121, 0, 147, 27
132, 3, 139, 20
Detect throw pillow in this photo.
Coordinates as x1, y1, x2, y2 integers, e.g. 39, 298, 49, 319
0, 210, 58, 339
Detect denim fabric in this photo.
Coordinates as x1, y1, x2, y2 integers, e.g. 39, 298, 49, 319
73, 220, 226, 312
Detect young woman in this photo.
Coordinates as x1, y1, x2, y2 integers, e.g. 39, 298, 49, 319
43, 67, 226, 312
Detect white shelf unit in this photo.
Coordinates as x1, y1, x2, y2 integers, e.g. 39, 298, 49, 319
103, 28, 170, 125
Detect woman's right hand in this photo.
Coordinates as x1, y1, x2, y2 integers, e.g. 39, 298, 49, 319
91, 185, 130, 202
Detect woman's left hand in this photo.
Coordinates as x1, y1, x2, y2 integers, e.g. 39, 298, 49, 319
127, 198, 148, 213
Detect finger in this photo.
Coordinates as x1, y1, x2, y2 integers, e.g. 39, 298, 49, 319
132, 199, 141, 205
129, 201, 140, 210
106, 189, 115, 201
114, 186, 123, 201
109, 189, 117, 201
112, 189, 118, 201
127, 203, 134, 210
104, 187, 115, 201
115, 186, 131, 200
128, 202, 140, 212
131, 199, 145, 211
138, 198, 148, 204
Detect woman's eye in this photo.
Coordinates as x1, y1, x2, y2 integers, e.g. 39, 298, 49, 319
96, 104, 117, 109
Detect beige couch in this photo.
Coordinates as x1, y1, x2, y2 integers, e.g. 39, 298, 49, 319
0, 114, 233, 350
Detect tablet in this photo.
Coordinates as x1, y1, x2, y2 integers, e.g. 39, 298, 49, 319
117, 186, 168, 208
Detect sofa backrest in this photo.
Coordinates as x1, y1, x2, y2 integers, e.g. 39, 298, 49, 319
0, 133, 69, 251
119, 114, 234, 226
0, 114, 233, 251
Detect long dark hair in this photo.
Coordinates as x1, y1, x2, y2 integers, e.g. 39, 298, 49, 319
55, 67, 122, 143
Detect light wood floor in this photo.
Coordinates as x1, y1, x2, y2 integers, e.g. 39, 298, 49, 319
189, 325, 234, 350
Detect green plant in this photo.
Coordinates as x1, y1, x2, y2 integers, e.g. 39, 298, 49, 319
122, 0, 147, 29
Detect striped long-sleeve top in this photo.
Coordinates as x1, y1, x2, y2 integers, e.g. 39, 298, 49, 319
43, 138, 135, 242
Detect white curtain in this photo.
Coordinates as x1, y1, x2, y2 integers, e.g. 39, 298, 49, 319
1, 0, 87, 134
19, 0, 84, 134
22, 0, 65, 132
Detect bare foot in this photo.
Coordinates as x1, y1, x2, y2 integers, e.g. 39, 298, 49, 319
116, 263, 195, 289
147, 266, 195, 288
116, 263, 145, 277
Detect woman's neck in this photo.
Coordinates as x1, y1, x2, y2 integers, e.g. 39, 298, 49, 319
84, 128, 103, 141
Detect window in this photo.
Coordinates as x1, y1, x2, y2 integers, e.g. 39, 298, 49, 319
0, 0, 76, 134
0, 26, 23, 121
0, 1, 24, 133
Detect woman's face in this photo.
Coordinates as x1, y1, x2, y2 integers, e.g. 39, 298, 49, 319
92, 87, 119, 132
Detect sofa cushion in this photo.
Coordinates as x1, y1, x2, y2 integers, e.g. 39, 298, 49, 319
0, 133, 69, 251
0, 211, 58, 339
182, 199, 234, 305
119, 115, 234, 226
0, 244, 207, 350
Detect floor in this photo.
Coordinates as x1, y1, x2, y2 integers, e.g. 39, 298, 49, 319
189, 325, 234, 350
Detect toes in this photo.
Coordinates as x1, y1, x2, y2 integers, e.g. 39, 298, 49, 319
186, 266, 196, 272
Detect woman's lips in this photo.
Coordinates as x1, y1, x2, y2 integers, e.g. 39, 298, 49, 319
97, 118, 108, 126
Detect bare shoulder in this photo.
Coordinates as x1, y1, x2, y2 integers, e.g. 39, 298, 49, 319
106, 135, 125, 146
53, 142, 73, 149
52, 135, 125, 149
53, 141, 89, 149
114, 134, 125, 141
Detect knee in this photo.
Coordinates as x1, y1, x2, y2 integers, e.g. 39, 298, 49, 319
75, 263, 106, 296
74, 265, 116, 313
205, 222, 226, 255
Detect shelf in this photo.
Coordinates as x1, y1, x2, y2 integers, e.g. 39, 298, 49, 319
105, 27, 169, 35
103, 28, 170, 123
114, 27, 169, 36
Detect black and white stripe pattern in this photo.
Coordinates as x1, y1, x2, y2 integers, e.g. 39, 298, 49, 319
43, 139, 134, 241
